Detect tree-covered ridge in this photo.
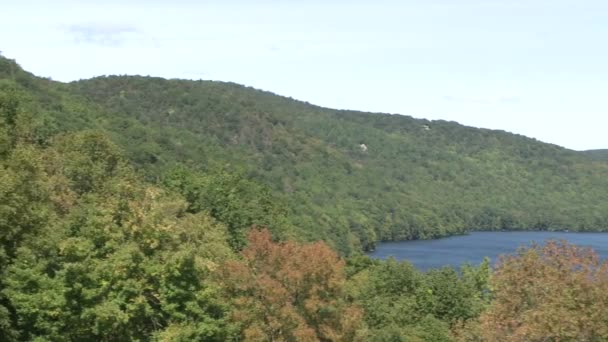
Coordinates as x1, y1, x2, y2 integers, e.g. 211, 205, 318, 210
3, 57, 608, 340
583, 149, 608, 161
0, 93, 488, 340
3, 55, 608, 254
0, 89, 339, 340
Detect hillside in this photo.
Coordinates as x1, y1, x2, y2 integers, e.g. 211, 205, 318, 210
583, 149, 608, 161
2, 55, 608, 253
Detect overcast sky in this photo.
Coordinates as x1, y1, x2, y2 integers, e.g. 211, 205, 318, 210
2, 0, 607, 150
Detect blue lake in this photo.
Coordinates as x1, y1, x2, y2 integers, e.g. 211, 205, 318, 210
368, 231, 608, 271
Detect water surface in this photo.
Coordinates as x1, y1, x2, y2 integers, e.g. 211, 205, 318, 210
368, 231, 608, 271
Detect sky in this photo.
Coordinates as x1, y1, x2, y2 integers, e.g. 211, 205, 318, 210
2, 0, 607, 150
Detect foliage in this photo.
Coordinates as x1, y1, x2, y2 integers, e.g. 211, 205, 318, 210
478, 241, 608, 341
3, 55, 608, 341
582, 149, 608, 161
220, 229, 365, 341
5, 182, 235, 340
4, 56, 608, 252
163, 165, 293, 250
347, 256, 491, 341
0, 96, 236, 340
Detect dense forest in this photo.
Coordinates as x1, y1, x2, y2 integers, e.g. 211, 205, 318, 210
2, 56, 608, 254
583, 149, 608, 162
2, 55, 608, 340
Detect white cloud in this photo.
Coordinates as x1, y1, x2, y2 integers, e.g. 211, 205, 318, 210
64, 23, 143, 47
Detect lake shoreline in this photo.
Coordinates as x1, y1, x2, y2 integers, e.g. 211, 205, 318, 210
368, 231, 608, 271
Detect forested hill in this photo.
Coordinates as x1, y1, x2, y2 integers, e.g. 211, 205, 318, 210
582, 149, 608, 161
3, 55, 608, 254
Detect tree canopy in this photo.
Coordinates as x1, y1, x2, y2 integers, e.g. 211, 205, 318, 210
2, 55, 608, 341
478, 241, 608, 341
3, 55, 608, 252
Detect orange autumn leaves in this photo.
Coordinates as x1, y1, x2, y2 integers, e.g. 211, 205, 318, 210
220, 229, 364, 342
479, 241, 608, 342
222, 233, 608, 342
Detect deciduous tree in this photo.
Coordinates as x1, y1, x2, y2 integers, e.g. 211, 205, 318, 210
221, 229, 364, 341
479, 241, 608, 341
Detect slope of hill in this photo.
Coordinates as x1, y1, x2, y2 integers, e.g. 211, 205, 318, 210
2, 55, 608, 253
582, 149, 608, 161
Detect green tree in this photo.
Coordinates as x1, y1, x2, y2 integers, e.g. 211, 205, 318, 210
2, 129, 236, 341
349, 257, 490, 342
163, 166, 292, 250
